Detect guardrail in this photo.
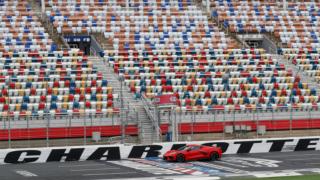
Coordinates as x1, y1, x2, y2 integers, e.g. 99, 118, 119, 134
141, 94, 163, 142
90, 35, 104, 56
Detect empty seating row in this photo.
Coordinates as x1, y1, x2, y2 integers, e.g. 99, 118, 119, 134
210, 0, 320, 49
3, 94, 117, 103
145, 89, 315, 98
0, 108, 120, 118
281, 48, 320, 83
0, 86, 113, 95
102, 48, 314, 111
45, 0, 239, 52
175, 103, 320, 112
125, 77, 297, 86
0, 101, 115, 111
134, 83, 309, 93
0, 49, 118, 116
0, 0, 56, 52
173, 96, 320, 106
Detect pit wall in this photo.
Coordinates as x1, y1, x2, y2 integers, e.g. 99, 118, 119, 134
0, 136, 319, 164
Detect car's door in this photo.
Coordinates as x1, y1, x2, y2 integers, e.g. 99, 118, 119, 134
198, 146, 211, 159
187, 146, 202, 160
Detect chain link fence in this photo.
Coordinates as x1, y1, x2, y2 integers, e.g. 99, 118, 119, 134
1, 107, 320, 149
0, 110, 139, 149
160, 107, 320, 142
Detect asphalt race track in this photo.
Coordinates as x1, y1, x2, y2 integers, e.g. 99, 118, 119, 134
1, 151, 320, 180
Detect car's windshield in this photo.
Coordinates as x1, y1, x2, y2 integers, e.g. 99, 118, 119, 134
177, 146, 191, 151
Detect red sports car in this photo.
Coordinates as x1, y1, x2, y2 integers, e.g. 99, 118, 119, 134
163, 144, 222, 162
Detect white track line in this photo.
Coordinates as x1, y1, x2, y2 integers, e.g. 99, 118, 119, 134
253, 172, 302, 178
15, 170, 38, 177
215, 161, 248, 168
252, 153, 320, 158
70, 167, 120, 172
59, 164, 104, 168
306, 163, 320, 165
83, 172, 138, 176
95, 176, 220, 180
287, 157, 320, 161
309, 169, 320, 174
110, 160, 181, 175
191, 161, 248, 174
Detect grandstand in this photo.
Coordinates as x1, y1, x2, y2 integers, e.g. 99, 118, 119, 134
0, 0, 320, 148
211, 1, 320, 49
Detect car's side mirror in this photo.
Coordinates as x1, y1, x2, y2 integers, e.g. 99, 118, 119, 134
186, 149, 191, 152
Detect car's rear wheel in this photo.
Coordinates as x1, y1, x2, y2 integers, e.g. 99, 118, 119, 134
176, 154, 185, 162
210, 152, 220, 161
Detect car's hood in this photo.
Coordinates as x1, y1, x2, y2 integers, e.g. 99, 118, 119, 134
164, 150, 179, 155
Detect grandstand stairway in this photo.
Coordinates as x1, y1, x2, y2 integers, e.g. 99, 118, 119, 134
94, 34, 114, 51
275, 53, 320, 91
101, 43, 114, 51
28, 0, 69, 50
90, 56, 155, 144
196, 1, 318, 92
41, 18, 69, 50
196, 1, 248, 49
90, 56, 121, 97
27, 0, 41, 15
136, 105, 155, 144
219, 21, 249, 48
265, 33, 283, 48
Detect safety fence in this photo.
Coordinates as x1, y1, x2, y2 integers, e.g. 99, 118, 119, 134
0, 110, 139, 149
1, 106, 320, 149
159, 107, 320, 142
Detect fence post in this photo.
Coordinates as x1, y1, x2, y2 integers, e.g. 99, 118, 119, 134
290, 107, 293, 136
152, 106, 155, 143
157, 106, 161, 142
8, 116, 11, 149
136, 110, 140, 142
308, 109, 311, 136
233, 110, 235, 130
222, 111, 225, 140
119, 75, 125, 144
255, 109, 258, 138
173, 108, 177, 142
179, 110, 182, 141
46, 114, 50, 147
168, 109, 171, 142
68, 115, 72, 146
27, 116, 30, 148
271, 109, 275, 136
191, 110, 195, 141
83, 116, 87, 145
255, 110, 258, 138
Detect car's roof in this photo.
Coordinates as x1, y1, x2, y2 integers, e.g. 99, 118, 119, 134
186, 144, 201, 147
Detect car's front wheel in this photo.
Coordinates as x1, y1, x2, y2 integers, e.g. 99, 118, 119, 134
176, 154, 185, 162
210, 152, 220, 161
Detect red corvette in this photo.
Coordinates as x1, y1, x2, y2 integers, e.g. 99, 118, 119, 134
163, 144, 222, 162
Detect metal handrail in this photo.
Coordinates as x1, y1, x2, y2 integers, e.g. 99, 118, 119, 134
141, 94, 163, 142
